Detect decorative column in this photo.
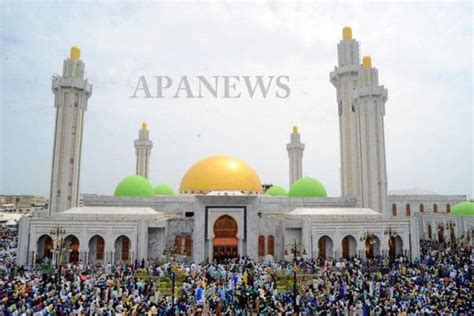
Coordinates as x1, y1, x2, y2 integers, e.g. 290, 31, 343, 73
286, 126, 305, 186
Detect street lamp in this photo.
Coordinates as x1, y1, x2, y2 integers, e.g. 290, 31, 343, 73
360, 231, 376, 243
284, 241, 306, 315
162, 245, 184, 313
360, 231, 376, 258
50, 225, 67, 285
384, 227, 398, 256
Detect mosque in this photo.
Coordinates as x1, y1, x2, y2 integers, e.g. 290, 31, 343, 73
16, 27, 473, 267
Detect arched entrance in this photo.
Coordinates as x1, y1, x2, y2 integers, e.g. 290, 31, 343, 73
88, 235, 105, 264
213, 215, 238, 262
37, 234, 53, 259
115, 235, 131, 262
64, 235, 80, 264
389, 236, 403, 257
342, 235, 357, 259
318, 236, 333, 259
365, 235, 380, 258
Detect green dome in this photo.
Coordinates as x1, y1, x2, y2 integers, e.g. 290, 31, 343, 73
452, 201, 474, 216
154, 184, 176, 196
266, 185, 287, 196
288, 176, 327, 198
114, 175, 155, 197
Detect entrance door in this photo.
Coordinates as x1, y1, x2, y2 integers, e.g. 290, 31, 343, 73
318, 237, 326, 258
213, 215, 238, 262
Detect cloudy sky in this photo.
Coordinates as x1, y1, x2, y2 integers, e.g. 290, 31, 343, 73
0, 1, 472, 198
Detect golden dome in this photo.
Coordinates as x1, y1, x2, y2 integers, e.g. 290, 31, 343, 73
70, 46, 81, 60
362, 56, 372, 69
342, 26, 352, 40
179, 155, 263, 194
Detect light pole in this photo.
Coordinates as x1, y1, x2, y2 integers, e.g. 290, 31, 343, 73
163, 244, 184, 313
50, 225, 67, 285
360, 231, 376, 258
284, 241, 306, 315
384, 227, 398, 257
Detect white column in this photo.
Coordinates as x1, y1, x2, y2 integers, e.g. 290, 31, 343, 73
286, 126, 305, 186
49, 46, 92, 214
134, 123, 153, 179
330, 27, 362, 199
354, 57, 388, 214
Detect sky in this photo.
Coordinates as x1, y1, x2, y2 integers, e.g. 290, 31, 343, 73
0, 1, 472, 198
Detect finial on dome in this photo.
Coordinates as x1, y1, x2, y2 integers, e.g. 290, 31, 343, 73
142, 122, 147, 129
70, 46, 81, 60
292, 126, 298, 133
362, 56, 372, 69
342, 26, 352, 40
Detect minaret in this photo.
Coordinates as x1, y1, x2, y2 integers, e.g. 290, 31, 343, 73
330, 26, 363, 200
286, 126, 305, 186
49, 46, 93, 214
134, 122, 153, 179
353, 56, 388, 213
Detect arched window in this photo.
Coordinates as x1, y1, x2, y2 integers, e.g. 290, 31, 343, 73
258, 235, 265, 257
174, 236, 182, 254
419, 203, 424, 213
446, 204, 451, 213
391, 204, 397, 216
405, 204, 411, 216
433, 204, 438, 213
267, 235, 275, 256
184, 236, 192, 257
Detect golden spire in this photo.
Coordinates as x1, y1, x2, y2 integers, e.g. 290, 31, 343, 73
342, 26, 352, 40
292, 126, 298, 133
70, 46, 81, 60
362, 56, 372, 69
142, 122, 148, 129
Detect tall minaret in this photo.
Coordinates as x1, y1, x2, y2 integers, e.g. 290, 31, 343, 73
134, 122, 153, 179
354, 56, 388, 213
49, 46, 92, 214
286, 126, 305, 186
330, 26, 363, 200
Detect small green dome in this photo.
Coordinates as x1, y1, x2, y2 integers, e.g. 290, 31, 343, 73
114, 175, 155, 197
266, 185, 287, 196
154, 184, 176, 196
452, 201, 474, 216
288, 176, 327, 198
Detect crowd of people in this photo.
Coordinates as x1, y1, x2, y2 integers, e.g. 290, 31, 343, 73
0, 225, 17, 265
0, 236, 472, 315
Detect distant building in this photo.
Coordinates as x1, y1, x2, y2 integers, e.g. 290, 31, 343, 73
0, 195, 48, 213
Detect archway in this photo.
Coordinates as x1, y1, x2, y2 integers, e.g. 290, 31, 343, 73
213, 215, 238, 262
318, 236, 333, 259
64, 235, 80, 264
365, 235, 380, 258
115, 235, 131, 262
389, 236, 403, 257
341, 235, 357, 259
37, 234, 53, 259
88, 235, 105, 264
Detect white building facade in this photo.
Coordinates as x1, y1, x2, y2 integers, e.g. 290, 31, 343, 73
16, 28, 473, 268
